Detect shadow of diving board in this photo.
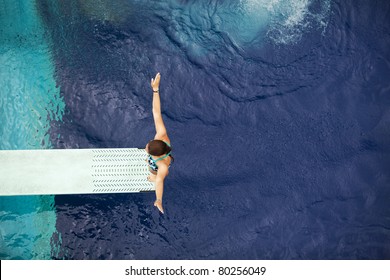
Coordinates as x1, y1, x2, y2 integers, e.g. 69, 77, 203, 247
0, 148, 154, 196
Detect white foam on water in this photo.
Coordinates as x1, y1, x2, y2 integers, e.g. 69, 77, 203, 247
238, 0, 331, 45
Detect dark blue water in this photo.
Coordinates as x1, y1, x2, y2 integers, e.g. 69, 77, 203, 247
1, 0, 390, 259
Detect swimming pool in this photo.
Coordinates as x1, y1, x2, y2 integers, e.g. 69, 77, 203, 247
1, 0, 389, 259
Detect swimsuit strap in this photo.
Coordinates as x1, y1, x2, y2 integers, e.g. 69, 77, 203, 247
154, 151, 171, 162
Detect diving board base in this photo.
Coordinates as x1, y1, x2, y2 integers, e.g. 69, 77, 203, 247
0, 148, 155, 196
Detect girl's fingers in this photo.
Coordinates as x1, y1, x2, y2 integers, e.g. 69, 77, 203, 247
151, 73, 160, 88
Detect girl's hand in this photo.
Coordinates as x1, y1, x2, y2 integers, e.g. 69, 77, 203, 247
151, 73, 161, 91
154, 199, 164, 214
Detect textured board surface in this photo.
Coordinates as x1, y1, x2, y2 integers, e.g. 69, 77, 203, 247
0, 149, 154, 195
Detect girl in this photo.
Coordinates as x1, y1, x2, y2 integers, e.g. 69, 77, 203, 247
145, 73, 173, 214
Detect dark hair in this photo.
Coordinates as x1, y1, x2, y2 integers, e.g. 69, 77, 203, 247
148, 140, 172, 156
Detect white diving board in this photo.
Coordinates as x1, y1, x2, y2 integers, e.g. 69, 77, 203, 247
0, 148, 155, 196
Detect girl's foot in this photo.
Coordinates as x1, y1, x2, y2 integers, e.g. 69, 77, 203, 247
154, 199, 164, 214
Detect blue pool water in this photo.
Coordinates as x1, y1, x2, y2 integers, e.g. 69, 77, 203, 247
1, 0, 389, 259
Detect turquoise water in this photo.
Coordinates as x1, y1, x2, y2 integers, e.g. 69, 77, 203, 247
0, 0, 65, 259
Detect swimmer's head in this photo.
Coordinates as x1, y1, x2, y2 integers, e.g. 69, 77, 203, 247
146, 140, 171, 156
